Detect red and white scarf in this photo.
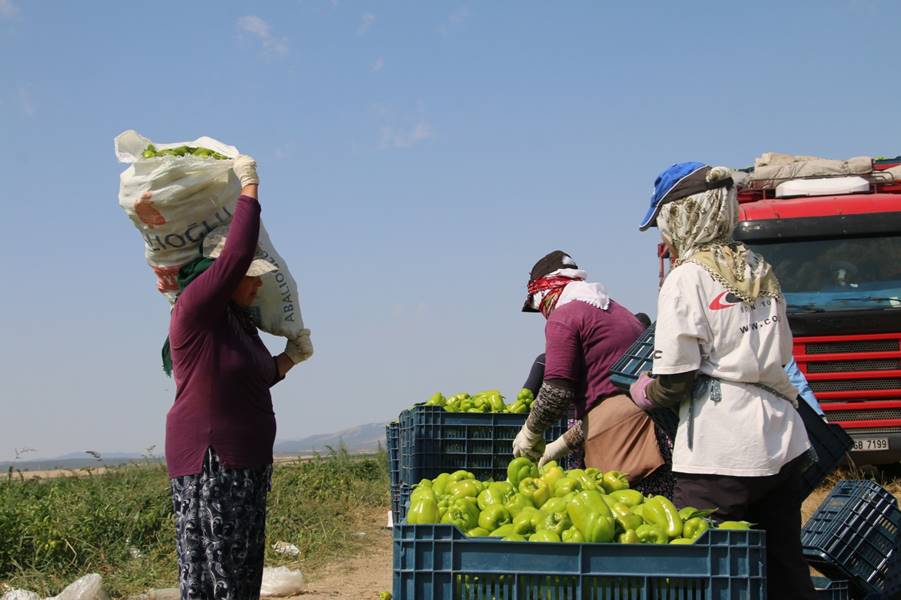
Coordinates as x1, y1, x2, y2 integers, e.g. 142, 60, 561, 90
527, 269, 610, 318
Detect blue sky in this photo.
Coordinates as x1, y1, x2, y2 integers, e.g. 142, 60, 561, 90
2, 0, 899, 461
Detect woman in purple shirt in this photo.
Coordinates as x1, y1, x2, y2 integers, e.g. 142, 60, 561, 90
512, 251, 669, 490
163, 156, 311, 600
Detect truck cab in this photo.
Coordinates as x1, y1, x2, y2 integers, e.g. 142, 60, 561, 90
732, 167, 901, 464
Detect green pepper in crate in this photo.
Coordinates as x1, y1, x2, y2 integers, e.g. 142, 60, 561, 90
669, 537, 694, 544
562, 527, 584, 543
447, 479, 481, 499
618, 529, 640, 544
529, 530, 561, 543
647, 496, 683, 539
553, 476, 583, 497
518, 477, 550, 507
511, 507, 540, 535
477, 481, 514, 510
538, 460, 565, 490
717, 520, 753, 530
466, 527, 491, 537
407, 492, 439, 524
536, 508, 571, 536
503, 492, 534, 516
601, 470, 630, 493
636, 523, 668, 544
502, 533, 527, 541
478, 505, 512, 531
609, 489, 644, 507
683, 517, 709, 540
440, 497, 480, 531
489, 524, 517, 537
507, 457, 538, 489
567, 490, 615, 542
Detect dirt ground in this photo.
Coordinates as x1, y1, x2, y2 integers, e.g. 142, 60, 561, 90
286, 507, 393, 599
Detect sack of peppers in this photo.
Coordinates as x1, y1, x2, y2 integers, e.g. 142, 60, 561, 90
422, 388, 535, 414
405, 457, 752, 543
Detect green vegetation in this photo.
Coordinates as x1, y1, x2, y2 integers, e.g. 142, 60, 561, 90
0, 447, 389, 596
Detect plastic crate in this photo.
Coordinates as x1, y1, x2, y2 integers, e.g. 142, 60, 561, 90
802, 479, 901, 598
811, 576, 850, 600
398, 406, 569, 486
608, 325, 852, 499
393, 524, 767, 600
391, 482, 411, 524
387, 421, 400, 488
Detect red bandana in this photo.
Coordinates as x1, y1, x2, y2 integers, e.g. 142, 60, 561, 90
527, 276, 573, 317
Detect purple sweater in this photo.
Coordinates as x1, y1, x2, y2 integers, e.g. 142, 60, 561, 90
165, 196, 279, 478
543, 300, 644, 418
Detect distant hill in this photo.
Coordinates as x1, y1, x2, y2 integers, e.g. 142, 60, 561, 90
0, 422, 390, 471
274, 422, 388, 455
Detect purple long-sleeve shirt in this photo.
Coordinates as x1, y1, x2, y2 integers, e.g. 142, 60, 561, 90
165, 195, 279, 478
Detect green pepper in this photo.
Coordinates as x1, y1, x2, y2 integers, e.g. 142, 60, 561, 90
678, 506, 699, 520
553, 476, 583, 497
478, 505, 513, 531
639, 497, 667, 532
635, 523, 668, 544
502, 533, 527, 541
617, 529, 640, 544
566, 490, 615, 543
407, 492, 439, 524
630, 503, 647, 521
448, 470, 474, 483
616, 512, 644, 533
683, 517, 709, 540
489, 524, 516, 537
511, 507, 540, 535
529, 530, 561, 543
519, 477, 550, 508
517, 388, 534, 404
561, 527, 584, 543
425, 392, 446, 406
477, 481, 514, 510
477, 389, 505, 412
503, 492, 535, 516
506, 400, 529, 414
601, 471, 630, 493
647, 496, 683, 539
440, 497, 480, 531
466, 527, 491, 537
717, 520, 753, 530
410, 484, 436, 503
541, 496, 568, 515
447, 479, 481, 499
539, 463, 565, 491
608, 489, 644, 507
431, 473, 451, 496
444, 399, 461, 412
459, 399, 474, 411
536, 508, 571, 536
669, 537, 694, 544
507, 457, 539, 489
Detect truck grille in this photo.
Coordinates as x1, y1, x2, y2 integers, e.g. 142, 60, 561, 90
811, 378, 901, 393
806, 339, 900, 354
807, 359, 900, 373
826, 409, 901, 421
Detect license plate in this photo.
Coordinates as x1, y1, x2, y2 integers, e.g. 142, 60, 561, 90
852, 437, 889, 451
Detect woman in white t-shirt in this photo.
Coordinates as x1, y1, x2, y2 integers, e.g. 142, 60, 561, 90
630, 162, 815, 600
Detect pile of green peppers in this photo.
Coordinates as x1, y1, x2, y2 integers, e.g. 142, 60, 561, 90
141, 143, 229, 160
406, 457, 744, 544
422, 388, 535, 414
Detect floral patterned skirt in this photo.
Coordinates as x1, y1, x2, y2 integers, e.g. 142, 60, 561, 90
170, 448, 272, 600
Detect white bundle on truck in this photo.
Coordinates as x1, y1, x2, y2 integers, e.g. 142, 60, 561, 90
114, 129, 305, 341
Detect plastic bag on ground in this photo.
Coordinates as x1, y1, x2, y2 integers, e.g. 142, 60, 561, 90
114, 130, 305, 340
48, 575, 109, 600
259, 566, 304, 597
1, 590, 41, 600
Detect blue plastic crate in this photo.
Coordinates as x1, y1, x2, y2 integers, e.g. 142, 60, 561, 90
393, 524, 767, 600
387, 421, 401, 489
609, 325, 852, 499
802, 480, 901, 598
811, 576, 850, 600
391, 482, 412, 524
398, 405, 569, 486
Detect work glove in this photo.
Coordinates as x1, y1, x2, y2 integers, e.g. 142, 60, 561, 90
233, 154, 259, 187
284, 329, 314, 364
629, 372, 656, 411
512, 423, 545, 461
538, 435, 571, 469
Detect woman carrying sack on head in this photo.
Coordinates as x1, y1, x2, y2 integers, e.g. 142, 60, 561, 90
630, 162, 815, 600
511, 251, 669, 493
163, 156, 313, 600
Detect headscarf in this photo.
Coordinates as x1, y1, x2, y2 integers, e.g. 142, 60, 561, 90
656, 166, 781, 304
161, 257, 215, 376
527, 268, 610, 318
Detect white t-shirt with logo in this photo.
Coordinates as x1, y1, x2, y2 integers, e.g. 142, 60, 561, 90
653, 262, 811, 477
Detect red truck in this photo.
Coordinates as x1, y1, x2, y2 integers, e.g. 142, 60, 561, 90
658, 161, 901, 464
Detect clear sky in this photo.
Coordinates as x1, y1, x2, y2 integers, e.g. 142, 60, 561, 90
2, 0, 899, 461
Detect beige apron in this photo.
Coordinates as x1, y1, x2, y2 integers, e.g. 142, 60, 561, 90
583, 393, 664, 484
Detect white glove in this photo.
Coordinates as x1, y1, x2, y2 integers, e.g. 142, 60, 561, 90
284, 329, 314, 364
538, 435, 572, 469
233, 154, 259, 187
512, 424, 545, 461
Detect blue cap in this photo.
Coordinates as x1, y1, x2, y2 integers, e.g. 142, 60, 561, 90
639, 162, 709, 231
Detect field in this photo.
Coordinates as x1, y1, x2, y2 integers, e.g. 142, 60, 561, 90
1, 450, 899, 598
0, 447, 390, 597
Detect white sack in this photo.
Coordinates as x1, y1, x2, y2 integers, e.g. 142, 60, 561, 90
115, 130, 305, 339
259, 566, 305, 597
48, 575, 109, 600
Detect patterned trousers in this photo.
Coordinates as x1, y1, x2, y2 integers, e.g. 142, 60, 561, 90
170, 448, 272, 600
